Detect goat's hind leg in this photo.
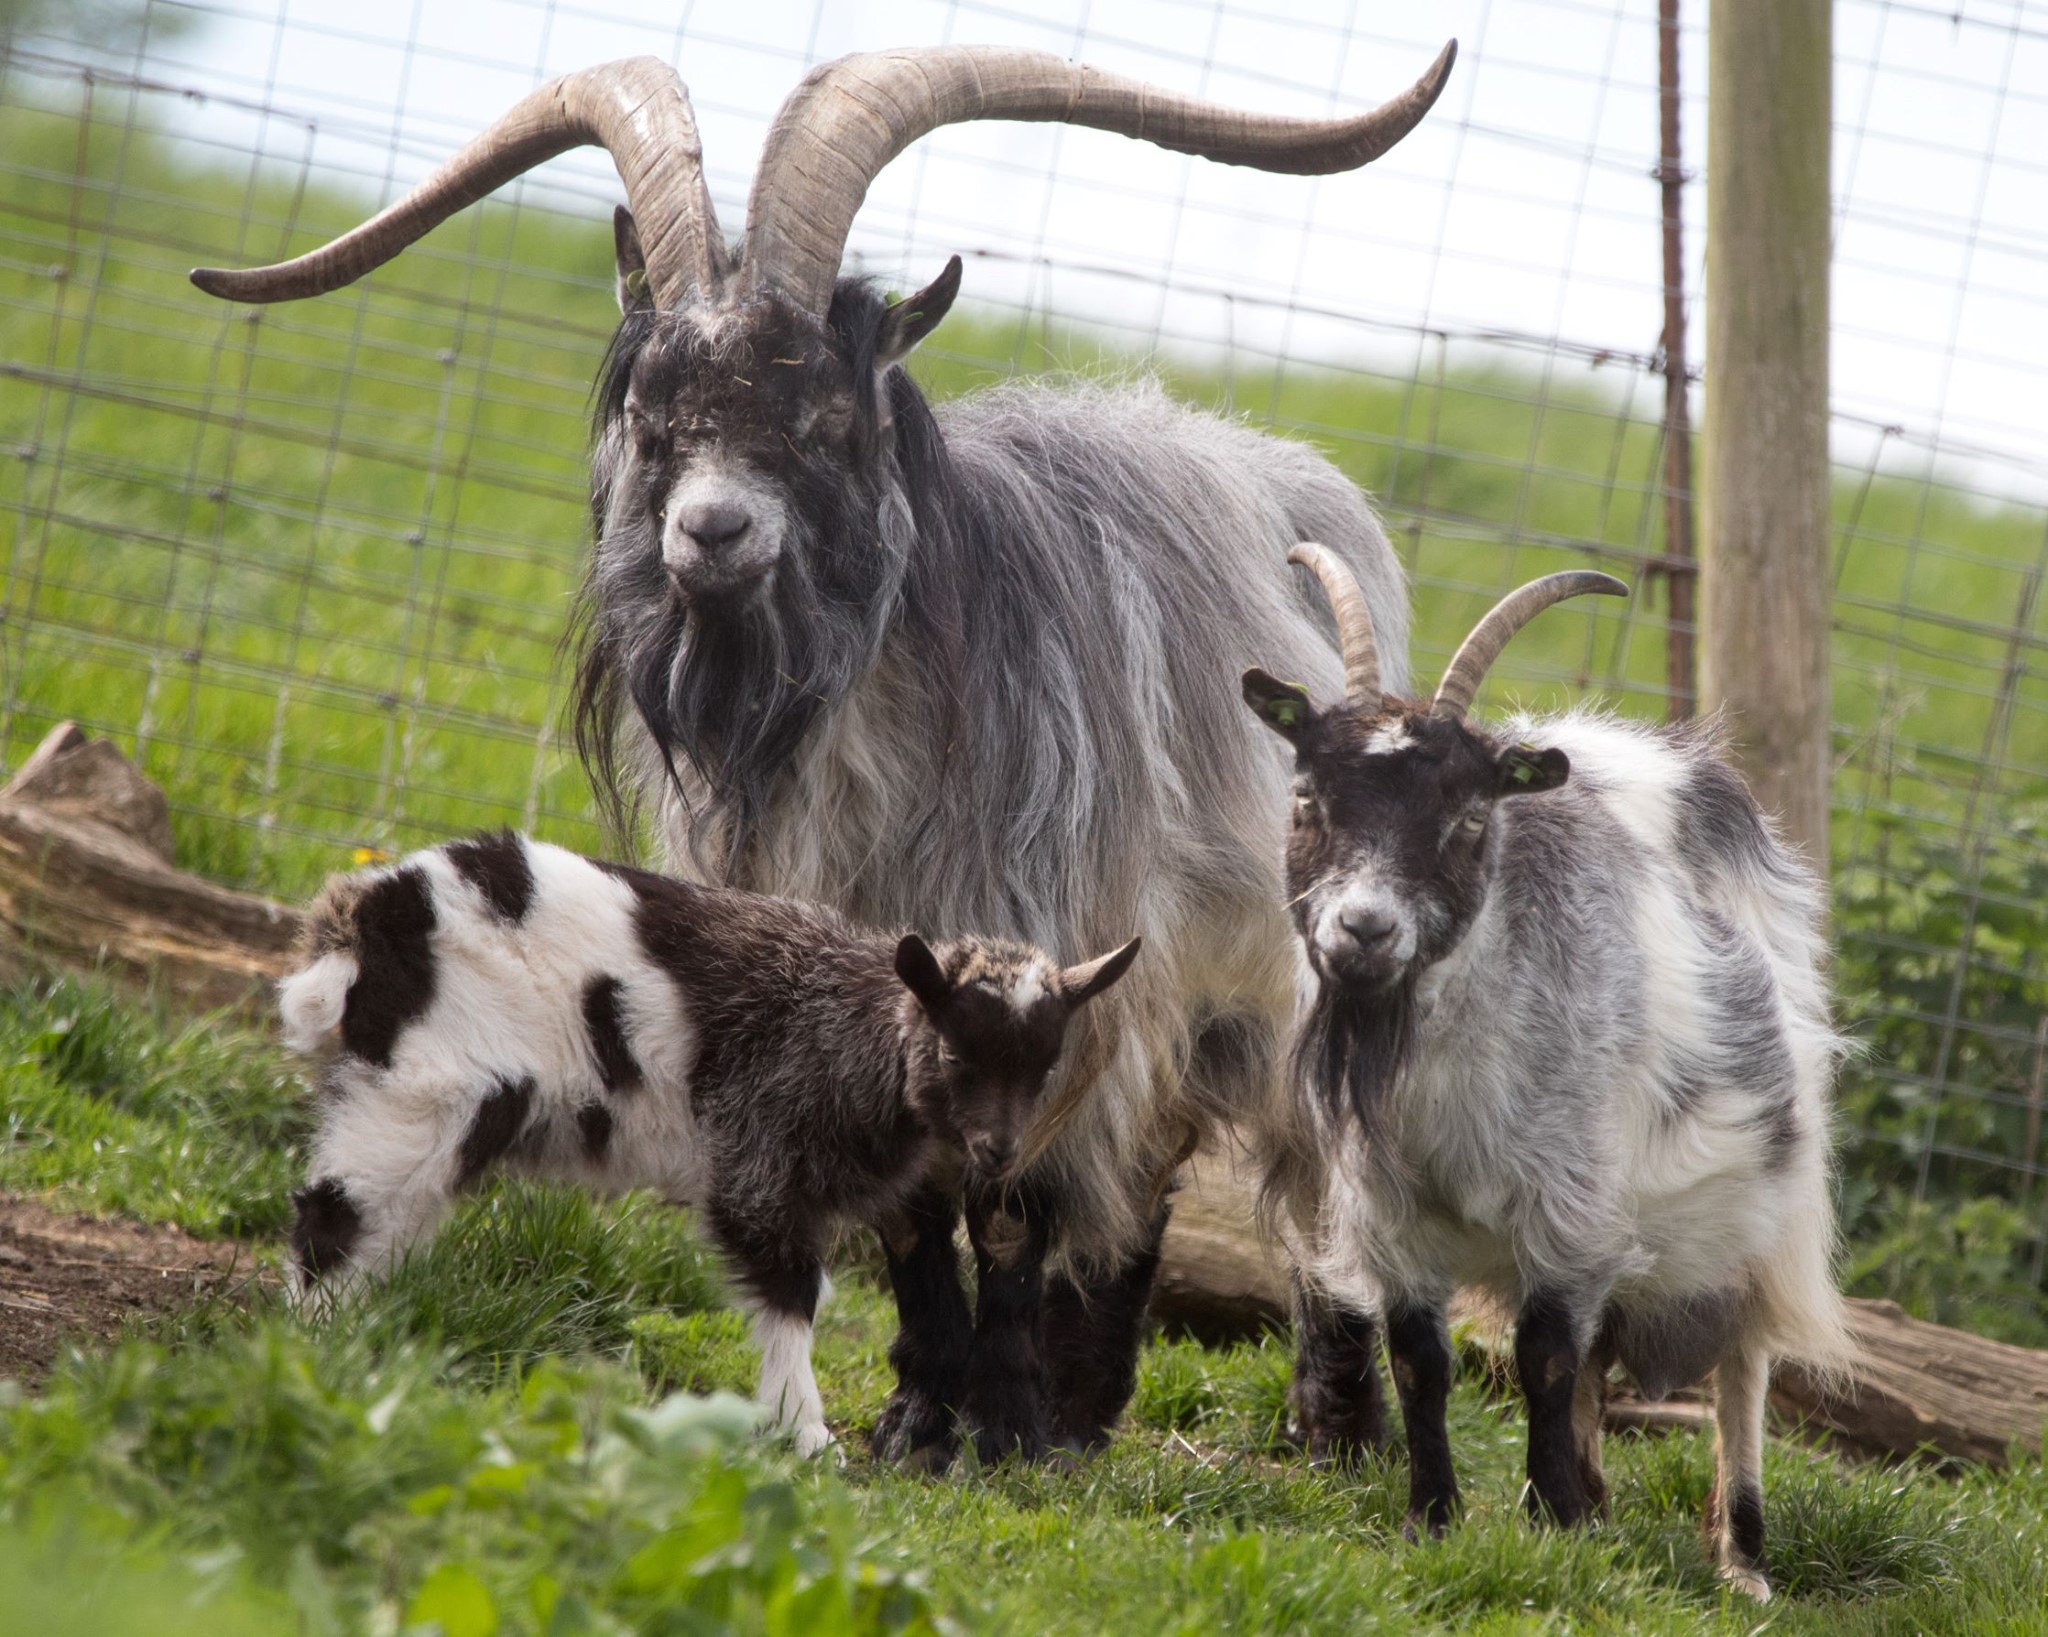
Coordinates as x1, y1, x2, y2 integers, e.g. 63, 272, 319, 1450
711, 1201, 834, 1458
1288, 1272, 1388, 1465
292, 1072, 533, 1302
1706, 1340, 1772, 1602
871, 1184, 973, 1470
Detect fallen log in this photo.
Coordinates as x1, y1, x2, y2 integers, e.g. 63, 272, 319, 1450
4, 726, 2045, 1467
1156, 1148, 2048, 1468
0, 723, 300, 1010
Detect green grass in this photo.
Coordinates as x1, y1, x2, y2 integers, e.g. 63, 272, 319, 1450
4, 976, 2048, 1631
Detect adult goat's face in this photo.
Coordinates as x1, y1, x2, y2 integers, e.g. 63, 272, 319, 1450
598, 225, 960, 609
894, 932, 1141, 1182
1246, 545, 1626, 992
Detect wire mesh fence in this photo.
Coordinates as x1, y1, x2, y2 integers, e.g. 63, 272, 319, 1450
2, 0, 2044, 1323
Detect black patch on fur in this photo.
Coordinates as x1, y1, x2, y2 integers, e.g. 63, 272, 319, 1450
576, 1101, 614, 1164
1728, 1482, 1767, 1570
444, 829, 534, 923
1604, 1290, 1743, 1402
455, 1075, 534, 1190
1752, 1096, 1803, 1171
1385, 1301, 1460, 1534
290, 1177, 361, 1284
339, 866, 437, 1066
1186, 1012, 1270, 1103
1673, 755, 1775, 876
582, 975, 643, 1092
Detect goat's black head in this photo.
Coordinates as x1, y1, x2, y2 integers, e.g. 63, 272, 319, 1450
602, 219, 960, 608
1246, 544, 1625, 993
892, 931, 1141, 1182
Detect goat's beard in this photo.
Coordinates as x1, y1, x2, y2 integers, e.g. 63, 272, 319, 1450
573, 509, 893, 881
1295, 974, 1419, 1140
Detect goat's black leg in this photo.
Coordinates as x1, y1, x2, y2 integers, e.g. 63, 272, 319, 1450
960, 1182, 1054, 1464
708, 1197, 832, 1458
1515, 1290, 1592, 1527
1287, 1272, 1388, 1464
1043, 1202, 1169, 1452
1384, 1298, 1459, 1537
870, 1184, 973, 1469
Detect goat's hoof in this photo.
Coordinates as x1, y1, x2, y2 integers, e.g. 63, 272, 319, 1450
1720, 1564, 1772, 1603
896, 1441, 955, 1477
871, 1392, 953, 1464
1401, 1502, 1456, 1543
792, 1422, 838, 1461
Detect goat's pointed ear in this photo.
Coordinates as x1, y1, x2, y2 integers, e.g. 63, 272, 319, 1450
1498, 744, 1570, 796
1242, 668, 1314, 745
894, 933, 953, 1013
875, 256, 962, 371
614, 206, 653, 316
1062, 936, 1142, 1008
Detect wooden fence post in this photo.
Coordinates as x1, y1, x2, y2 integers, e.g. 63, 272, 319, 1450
1701, 0, 1833, 869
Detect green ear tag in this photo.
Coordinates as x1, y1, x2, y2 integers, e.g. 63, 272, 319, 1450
1512, 761, 1535, 785
624, 268, 649, 297
1268, 699, 1304, 732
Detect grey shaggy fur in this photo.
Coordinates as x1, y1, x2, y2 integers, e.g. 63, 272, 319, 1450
588, 360, 1410, 1274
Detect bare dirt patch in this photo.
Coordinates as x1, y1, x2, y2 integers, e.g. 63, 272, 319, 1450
0, 1194, 256, 1386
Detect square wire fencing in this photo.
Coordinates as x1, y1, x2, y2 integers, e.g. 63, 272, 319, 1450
1, 0, 2043, 1323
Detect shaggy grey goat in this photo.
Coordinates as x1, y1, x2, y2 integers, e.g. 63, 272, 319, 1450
192, 42, 1457, 1448
1242, 545, 1851, 1601
279, 831, 1139, 1464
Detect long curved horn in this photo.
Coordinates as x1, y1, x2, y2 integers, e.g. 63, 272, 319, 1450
1430, 572, 1630, 722
741, 40, 1457, 316
190, 58, 726, 309
1289, 542, 1383, 713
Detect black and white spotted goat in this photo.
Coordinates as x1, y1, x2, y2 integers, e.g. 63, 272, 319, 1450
279, 832, 1139, 1463
1242, 546, 1850, 1600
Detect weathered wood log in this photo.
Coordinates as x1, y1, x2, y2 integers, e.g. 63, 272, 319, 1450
0, 723, 300, 1010
1155, 1147, 2048, 1467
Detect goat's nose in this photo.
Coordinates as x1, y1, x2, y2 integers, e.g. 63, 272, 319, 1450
970, 1136, 1017, 1177
678, 500, 751, 549
1340, 909, 1399, 948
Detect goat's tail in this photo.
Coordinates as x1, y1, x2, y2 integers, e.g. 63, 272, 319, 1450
278, 949, 359, 1054
1750, 1151, 1857, 1390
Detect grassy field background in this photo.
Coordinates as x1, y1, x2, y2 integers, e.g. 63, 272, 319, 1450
2, 92, 2047, 1632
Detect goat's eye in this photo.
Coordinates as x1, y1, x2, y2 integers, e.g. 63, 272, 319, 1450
937, 1044, 960, 1067
1292, 790, 1316, 818
1459, 811, 1488, 837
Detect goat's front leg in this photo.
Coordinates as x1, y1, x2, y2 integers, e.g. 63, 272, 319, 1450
708, 1198, 834, 1458
1384, 1298, 1460, 1537
870, 1183, 973, 1469
961, 1182, 1054, 1464
1288, 1271, 1389, 1464
1515, 1290, 1595, 1527
1042, 1202, 1169, 1452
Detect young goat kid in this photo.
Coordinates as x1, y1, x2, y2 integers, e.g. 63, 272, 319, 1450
280, 832, 1139, 1463
1244, 546, 1850, 1601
